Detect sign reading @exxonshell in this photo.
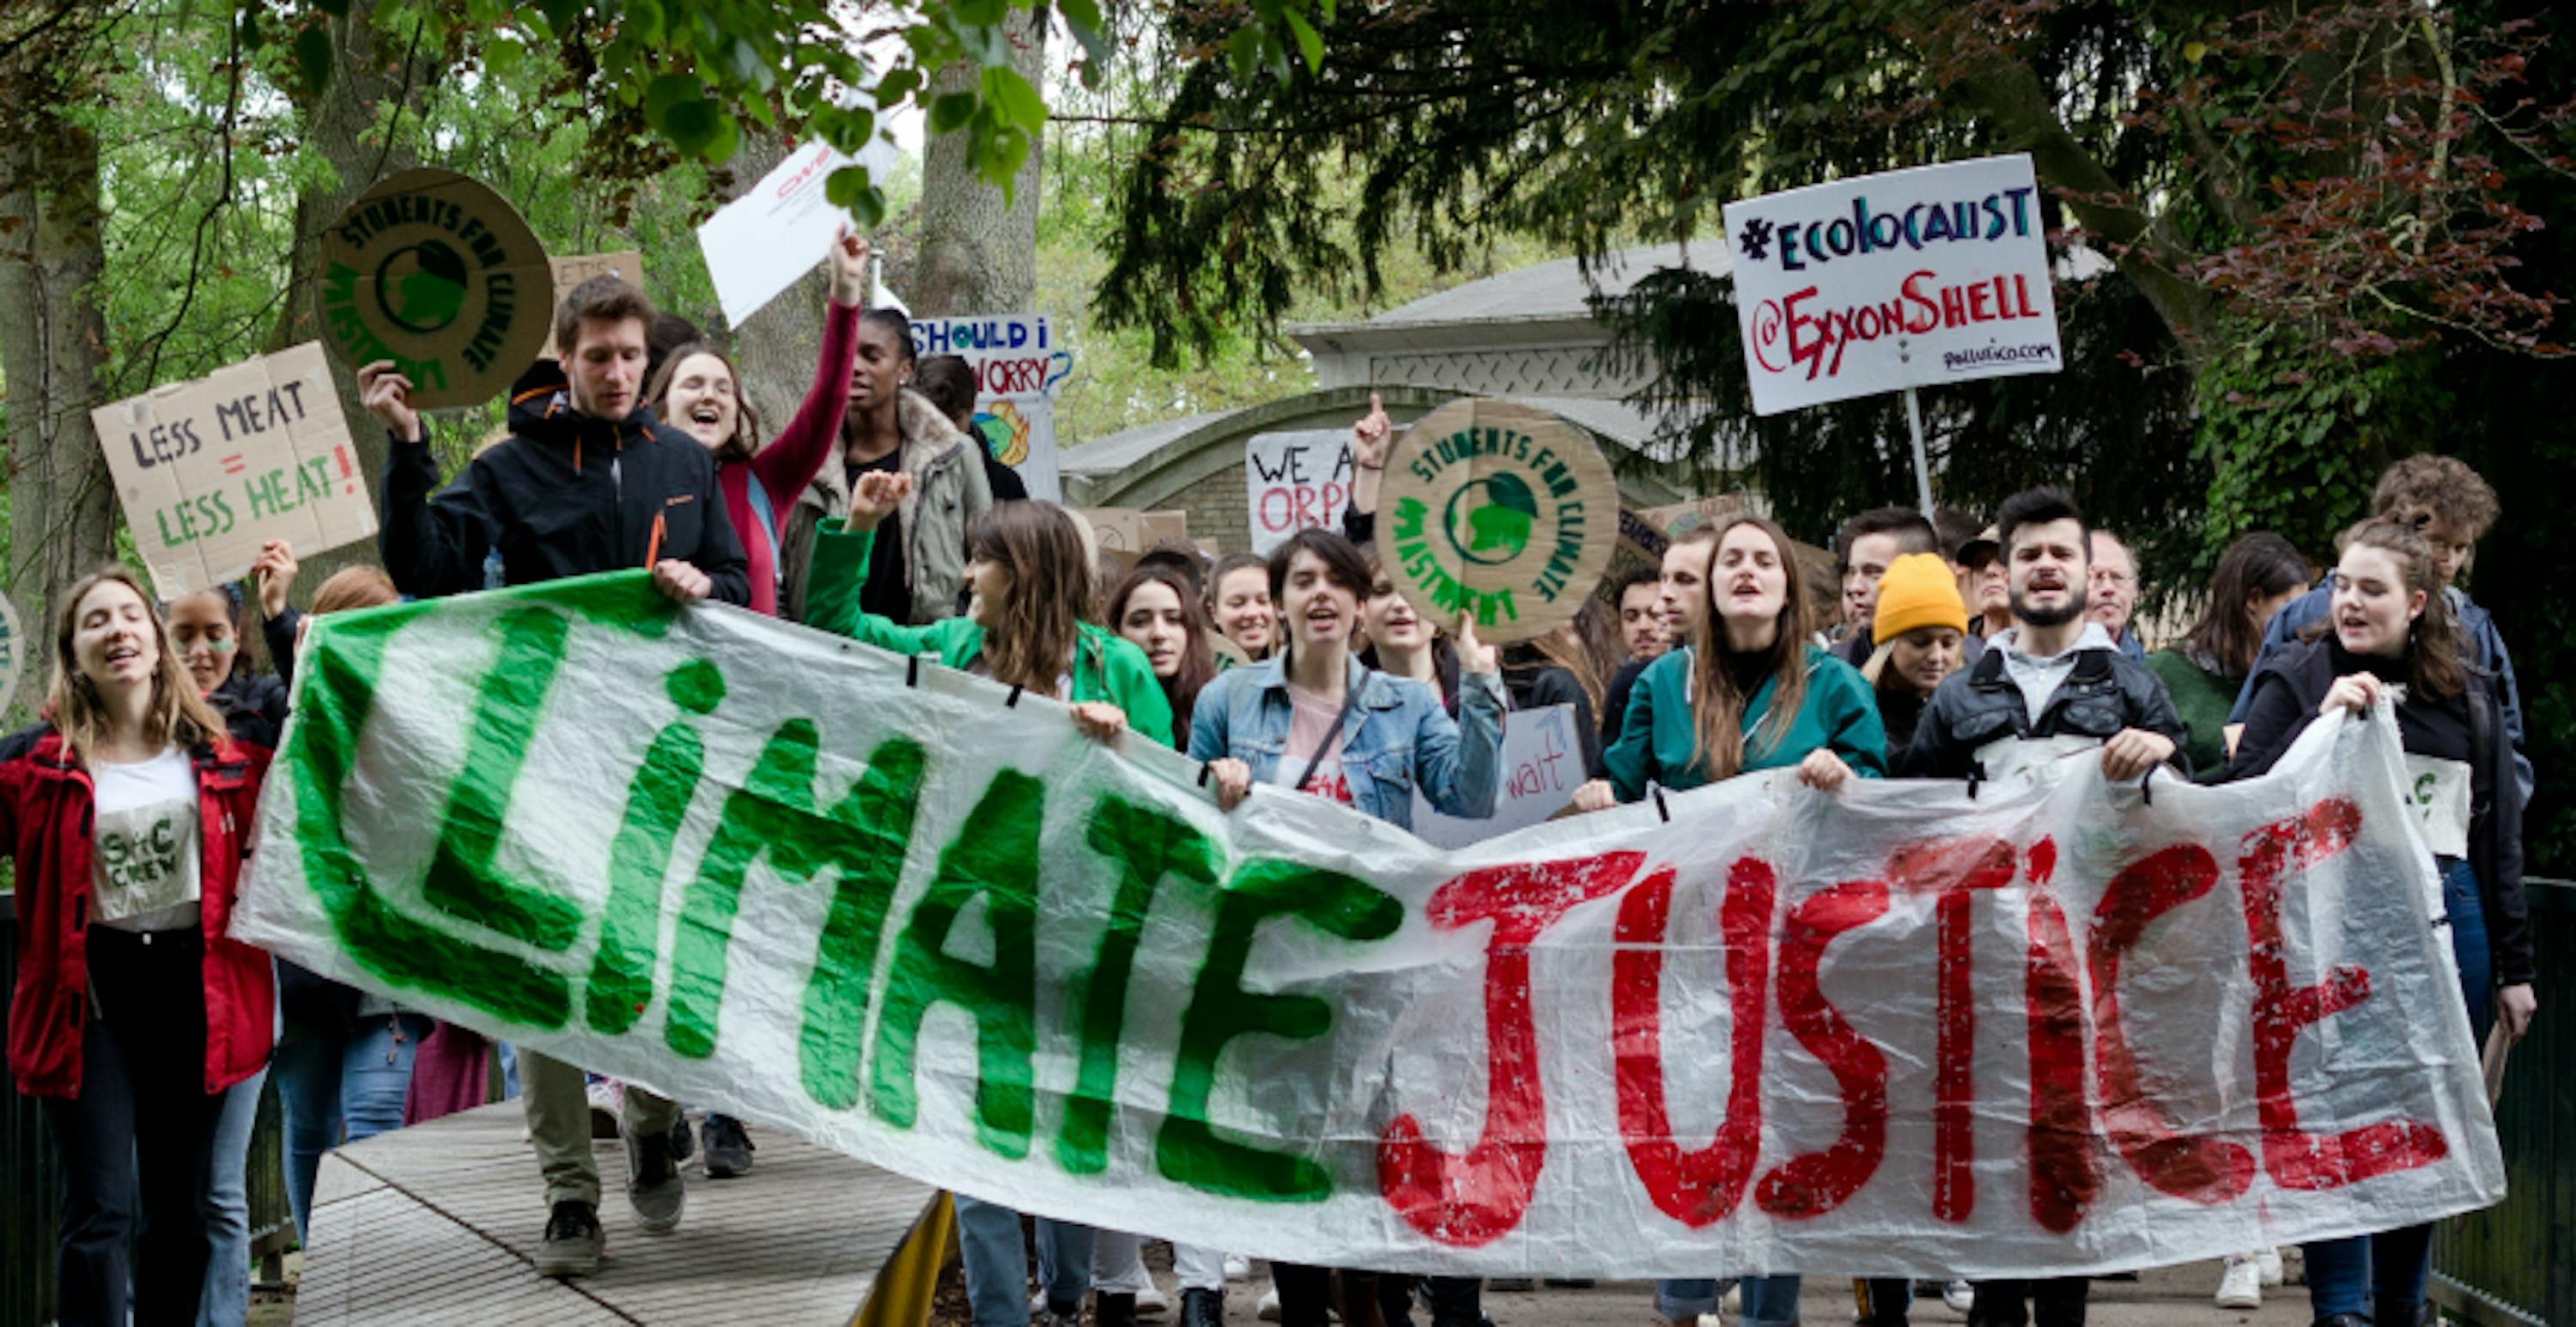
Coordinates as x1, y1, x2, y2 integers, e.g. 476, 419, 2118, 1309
1378, 399, 1615, 643
316, 168, 552, 410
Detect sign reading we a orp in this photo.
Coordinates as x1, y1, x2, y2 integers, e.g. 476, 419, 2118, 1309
93, 342, 376, 600
1724, 154, 2063, 415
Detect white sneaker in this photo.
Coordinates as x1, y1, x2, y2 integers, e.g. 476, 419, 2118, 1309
2215, 1254, 2263, 1311
1941, 1280, 1974, 1316
2256, 1246, 2285, 1287
1721, 1283, 1741, 1315
1258, 1285, 1281, 1321
1226, 1254, 1252, 1281
1138, 1283, 1170, 1316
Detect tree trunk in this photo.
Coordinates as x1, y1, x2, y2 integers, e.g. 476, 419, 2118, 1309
909, 12, 1045, 319
264, 0, 433, 600
0, 26, 117, 701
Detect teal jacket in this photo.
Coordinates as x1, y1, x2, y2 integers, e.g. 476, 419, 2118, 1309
1604, 643, 1887, 800
806, 516, 1175, 747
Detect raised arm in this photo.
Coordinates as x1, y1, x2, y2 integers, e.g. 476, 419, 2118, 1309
367, 361, 491, 599
750, 229, 870, 508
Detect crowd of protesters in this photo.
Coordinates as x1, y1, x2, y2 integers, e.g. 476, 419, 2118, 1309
0, 249, 2538, 1327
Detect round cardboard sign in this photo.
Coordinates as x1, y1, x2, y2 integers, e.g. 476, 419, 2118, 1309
0, 592, 22, 718
1376, 398, 1618, 644
314, 169, 553, 410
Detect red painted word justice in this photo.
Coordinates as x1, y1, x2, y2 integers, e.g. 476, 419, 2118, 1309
1374, 796, 2449, 1247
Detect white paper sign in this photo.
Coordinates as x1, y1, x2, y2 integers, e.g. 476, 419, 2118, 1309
1244, 429, 1355, 554
699, 138, 895, 329
909, 314, 1068, 502
1411, 703, 1583, 848
90, 342, 378, 600
1723, 154, 2063, 415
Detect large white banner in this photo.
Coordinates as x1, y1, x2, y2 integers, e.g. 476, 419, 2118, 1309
1724, 155, 2063, 415
237, 575, 2504, 1277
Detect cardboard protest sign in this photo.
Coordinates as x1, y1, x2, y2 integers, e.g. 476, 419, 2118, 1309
240, 575, 2505, 1276
1410, 703, 1583, 849
0, 592, 21, 717
910, 314, 1068, 502
1724, 154, 2063, 415
316, 169, 552, 410
1072, 507, 1188, 577
1243, 428, 1355, 555
539, 251, 644, 360
699, 137, 895, 329
1378, 399, 1616, 642
91, 343, 377, 600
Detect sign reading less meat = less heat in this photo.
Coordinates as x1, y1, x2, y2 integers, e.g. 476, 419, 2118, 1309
1378, 399, 1617, 643
316, 168, 553, 411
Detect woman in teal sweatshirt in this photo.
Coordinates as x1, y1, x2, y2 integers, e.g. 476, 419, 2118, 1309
805, 473, 1173, 749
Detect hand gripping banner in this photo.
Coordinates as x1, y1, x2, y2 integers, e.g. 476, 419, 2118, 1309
235, 574, 2506, 1278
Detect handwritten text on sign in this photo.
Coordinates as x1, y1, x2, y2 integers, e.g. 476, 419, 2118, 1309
1723, 154, 2064, 415
1243, 429, 1355, 555
91, 342, 377, 600
235, 576, 2501, 1278
909, 314, 1068, 502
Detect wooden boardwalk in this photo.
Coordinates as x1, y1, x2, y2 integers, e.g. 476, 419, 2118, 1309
295, 1102, 941, 1325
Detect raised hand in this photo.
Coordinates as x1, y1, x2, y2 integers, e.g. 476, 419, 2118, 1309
848, 470, 913, 531
1352, 391, 1393, 469
251, 539, 299, 620
829, 223, 873, 309
357, 360, 422, 442
1454, 613, 1498, 677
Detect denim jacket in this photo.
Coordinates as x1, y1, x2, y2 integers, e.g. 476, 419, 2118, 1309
1186, 652, 1504, 831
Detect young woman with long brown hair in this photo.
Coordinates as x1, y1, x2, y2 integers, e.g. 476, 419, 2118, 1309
1570, 515, 1886, 1327
2229, 519, 2535, 1327
2, 568, 273, 1327
1107, 563, 1219, 738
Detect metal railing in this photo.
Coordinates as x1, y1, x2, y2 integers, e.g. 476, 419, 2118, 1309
2430, 876, 2573, 1327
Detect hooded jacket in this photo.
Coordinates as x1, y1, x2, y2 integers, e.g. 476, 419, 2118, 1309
380, 360, 750, 604
779, 388, 993, 627
2, 727, 274, 1098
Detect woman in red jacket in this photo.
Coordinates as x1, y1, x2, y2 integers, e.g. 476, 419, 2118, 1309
3, 567, 273, 1327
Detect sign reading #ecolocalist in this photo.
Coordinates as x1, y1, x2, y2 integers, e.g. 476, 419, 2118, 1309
1723, 154, 2063, 416
316, 168, 553, 410
1378, 398, 1616, 643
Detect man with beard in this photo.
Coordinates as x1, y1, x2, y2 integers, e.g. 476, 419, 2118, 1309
1900, 487, 2185, 786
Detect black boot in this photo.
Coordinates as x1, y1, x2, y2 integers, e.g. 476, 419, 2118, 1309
1181, 1287, 1224, 1327
1096, 1290, 1139, 1327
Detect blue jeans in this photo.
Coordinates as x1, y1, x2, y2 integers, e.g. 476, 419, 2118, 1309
1659, 1275, 1799, 1325
275, 1013, 431, 1242
197, 1065, 267, 1326
954, 1192, 1093, 1324
2302, 857, 2491, 1321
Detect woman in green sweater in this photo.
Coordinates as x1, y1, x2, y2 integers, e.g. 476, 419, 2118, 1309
1577, 514, 1887, 810
2142, 531, 2306, 778
1570, 514, 1882, 1327
806, 471, 1175, 748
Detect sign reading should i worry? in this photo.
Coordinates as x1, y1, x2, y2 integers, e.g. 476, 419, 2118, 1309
1724, 154, 2064, 416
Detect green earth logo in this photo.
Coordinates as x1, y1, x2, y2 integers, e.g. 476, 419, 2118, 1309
1441, 472, 1539, 566
372, 240, 470, 334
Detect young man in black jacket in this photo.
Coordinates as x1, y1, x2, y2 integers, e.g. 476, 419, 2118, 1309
361, 276, 749, 1281
1902, 487, 2185, 786
1898, 486, 2184, 1327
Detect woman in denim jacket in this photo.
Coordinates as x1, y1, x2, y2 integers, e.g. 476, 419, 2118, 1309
1190, 528, 1504, 830
1185, 528, 1503, 1327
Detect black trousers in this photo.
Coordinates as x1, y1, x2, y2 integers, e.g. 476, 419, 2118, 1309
1968, 1276, 2089, 1327
39, 927, 226, 1327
